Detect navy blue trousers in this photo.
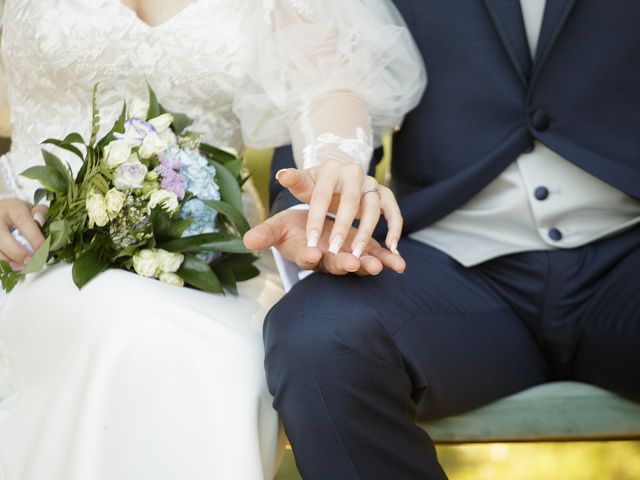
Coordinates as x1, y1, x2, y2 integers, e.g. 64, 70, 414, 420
264, 225, 640, 480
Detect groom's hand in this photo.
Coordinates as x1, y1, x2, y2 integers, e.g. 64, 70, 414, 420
243, 209, 406, 276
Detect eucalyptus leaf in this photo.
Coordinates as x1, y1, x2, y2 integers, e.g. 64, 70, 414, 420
177, 254, 224, 294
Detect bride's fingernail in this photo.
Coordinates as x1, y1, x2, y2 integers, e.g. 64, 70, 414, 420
329, 235, 344, 255
390, 239, 400, 255
307, 230, 320, 248
352, 241, 366, 259
33, 211, 46, 227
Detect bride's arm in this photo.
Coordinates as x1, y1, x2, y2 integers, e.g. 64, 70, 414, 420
0, 4, 48, 267
235, 0, 426, 255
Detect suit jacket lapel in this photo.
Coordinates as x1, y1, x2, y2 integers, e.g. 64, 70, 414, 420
531, 0, 579, 85
482, 0, 532, 86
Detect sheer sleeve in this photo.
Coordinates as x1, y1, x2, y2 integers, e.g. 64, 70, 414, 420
0, 0, 10, 138
234, 0, 426, 171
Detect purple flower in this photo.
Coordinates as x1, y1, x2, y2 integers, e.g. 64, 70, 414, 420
114, 118, 156, 146
155, 152, 187, 199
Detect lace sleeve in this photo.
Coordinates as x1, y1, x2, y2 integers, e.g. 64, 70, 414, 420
234, 0, 426, 171
0, 0, 10, 137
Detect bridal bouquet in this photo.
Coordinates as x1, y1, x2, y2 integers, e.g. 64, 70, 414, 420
0, 86, 258, 294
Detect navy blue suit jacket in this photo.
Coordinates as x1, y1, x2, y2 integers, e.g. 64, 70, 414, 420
270, 0, 640, 237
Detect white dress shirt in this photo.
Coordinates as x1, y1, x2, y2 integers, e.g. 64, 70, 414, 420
275, 0, 640, 290
411, 0, 640, 266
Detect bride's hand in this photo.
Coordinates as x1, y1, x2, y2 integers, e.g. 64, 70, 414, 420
0, 198, 48, 268
275, 161, 402, 258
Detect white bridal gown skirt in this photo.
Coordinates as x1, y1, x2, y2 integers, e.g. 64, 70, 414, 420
0, 253, 284, 480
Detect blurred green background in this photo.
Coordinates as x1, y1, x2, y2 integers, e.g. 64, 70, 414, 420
276, 442, 640, 479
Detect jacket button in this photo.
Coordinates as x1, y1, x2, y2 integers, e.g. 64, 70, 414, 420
548, 228, 563, 241
531, 110, 550, 131
534, 186, 549, 201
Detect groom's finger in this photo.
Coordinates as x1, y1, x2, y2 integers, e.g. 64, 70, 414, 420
243, 222, 282, 251
322, 251, 360, 275
368, 243, 406, 273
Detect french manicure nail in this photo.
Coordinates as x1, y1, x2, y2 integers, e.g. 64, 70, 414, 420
33, 211, 46, 227
307, 230, 320, 248
352, 241, 366, 259
329, 235, 344, 255
390, 239, 400, 255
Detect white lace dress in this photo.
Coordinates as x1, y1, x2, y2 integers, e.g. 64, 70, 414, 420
0, 1, 425, 479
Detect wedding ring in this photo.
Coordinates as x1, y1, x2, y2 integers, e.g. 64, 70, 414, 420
362, 187, 382, 200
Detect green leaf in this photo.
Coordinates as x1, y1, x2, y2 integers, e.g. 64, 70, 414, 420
72, 241, 110, 289
203, 199, 251, 235
151, 208, 193, 241
42, 149, 71, 190
171, 112, 194, 135
0, 260, 23, 293
97, 102, 127, 150
216, 268, 238, 296
147, 86, 166, 119
199, 143, 237, 164
213, 253, 260, 282
208, 159, 243, 212
177, 254, 224, 294
49, 220, 72, 251
90, 83, 101, 145
159, 232, 249, 254
33, 188, 48, 205
21, 236, 51, 275
42, 139, 84, 160
22, 166, 67, 193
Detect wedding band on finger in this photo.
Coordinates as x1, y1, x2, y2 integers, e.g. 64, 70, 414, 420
362, 187, 382, 200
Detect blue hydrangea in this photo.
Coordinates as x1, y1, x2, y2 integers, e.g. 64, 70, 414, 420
164, 145, 221, 201
179, 199, 218, 237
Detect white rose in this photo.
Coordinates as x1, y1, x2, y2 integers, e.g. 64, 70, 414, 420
114, 160, 148, 190
148, 113, 174, 134
132, 250, 159, 278
104, 140, 132, 169
160, 128, 178, 145
86, 192, 110, 227
138, 132, 168, 159
105, 189, 126, 219
155, 249, 184, 274
158, 272, 184, 287
128, 98, 149, 120
148, 189, 179, 214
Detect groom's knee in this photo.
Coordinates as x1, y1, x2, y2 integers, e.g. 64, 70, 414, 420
263, 274, 389, 397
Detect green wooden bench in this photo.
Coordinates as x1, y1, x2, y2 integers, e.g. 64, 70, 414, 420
245, 150, 640, 445
422, 382, 640, 444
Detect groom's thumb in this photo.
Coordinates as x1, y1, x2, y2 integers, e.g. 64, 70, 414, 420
243, 222, 280, 251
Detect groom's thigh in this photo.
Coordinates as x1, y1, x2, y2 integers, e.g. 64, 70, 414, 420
264, 239, 548, 418
574, 245, 640, 402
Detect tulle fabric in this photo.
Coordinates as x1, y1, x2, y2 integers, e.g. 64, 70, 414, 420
235, 0, 427, 169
